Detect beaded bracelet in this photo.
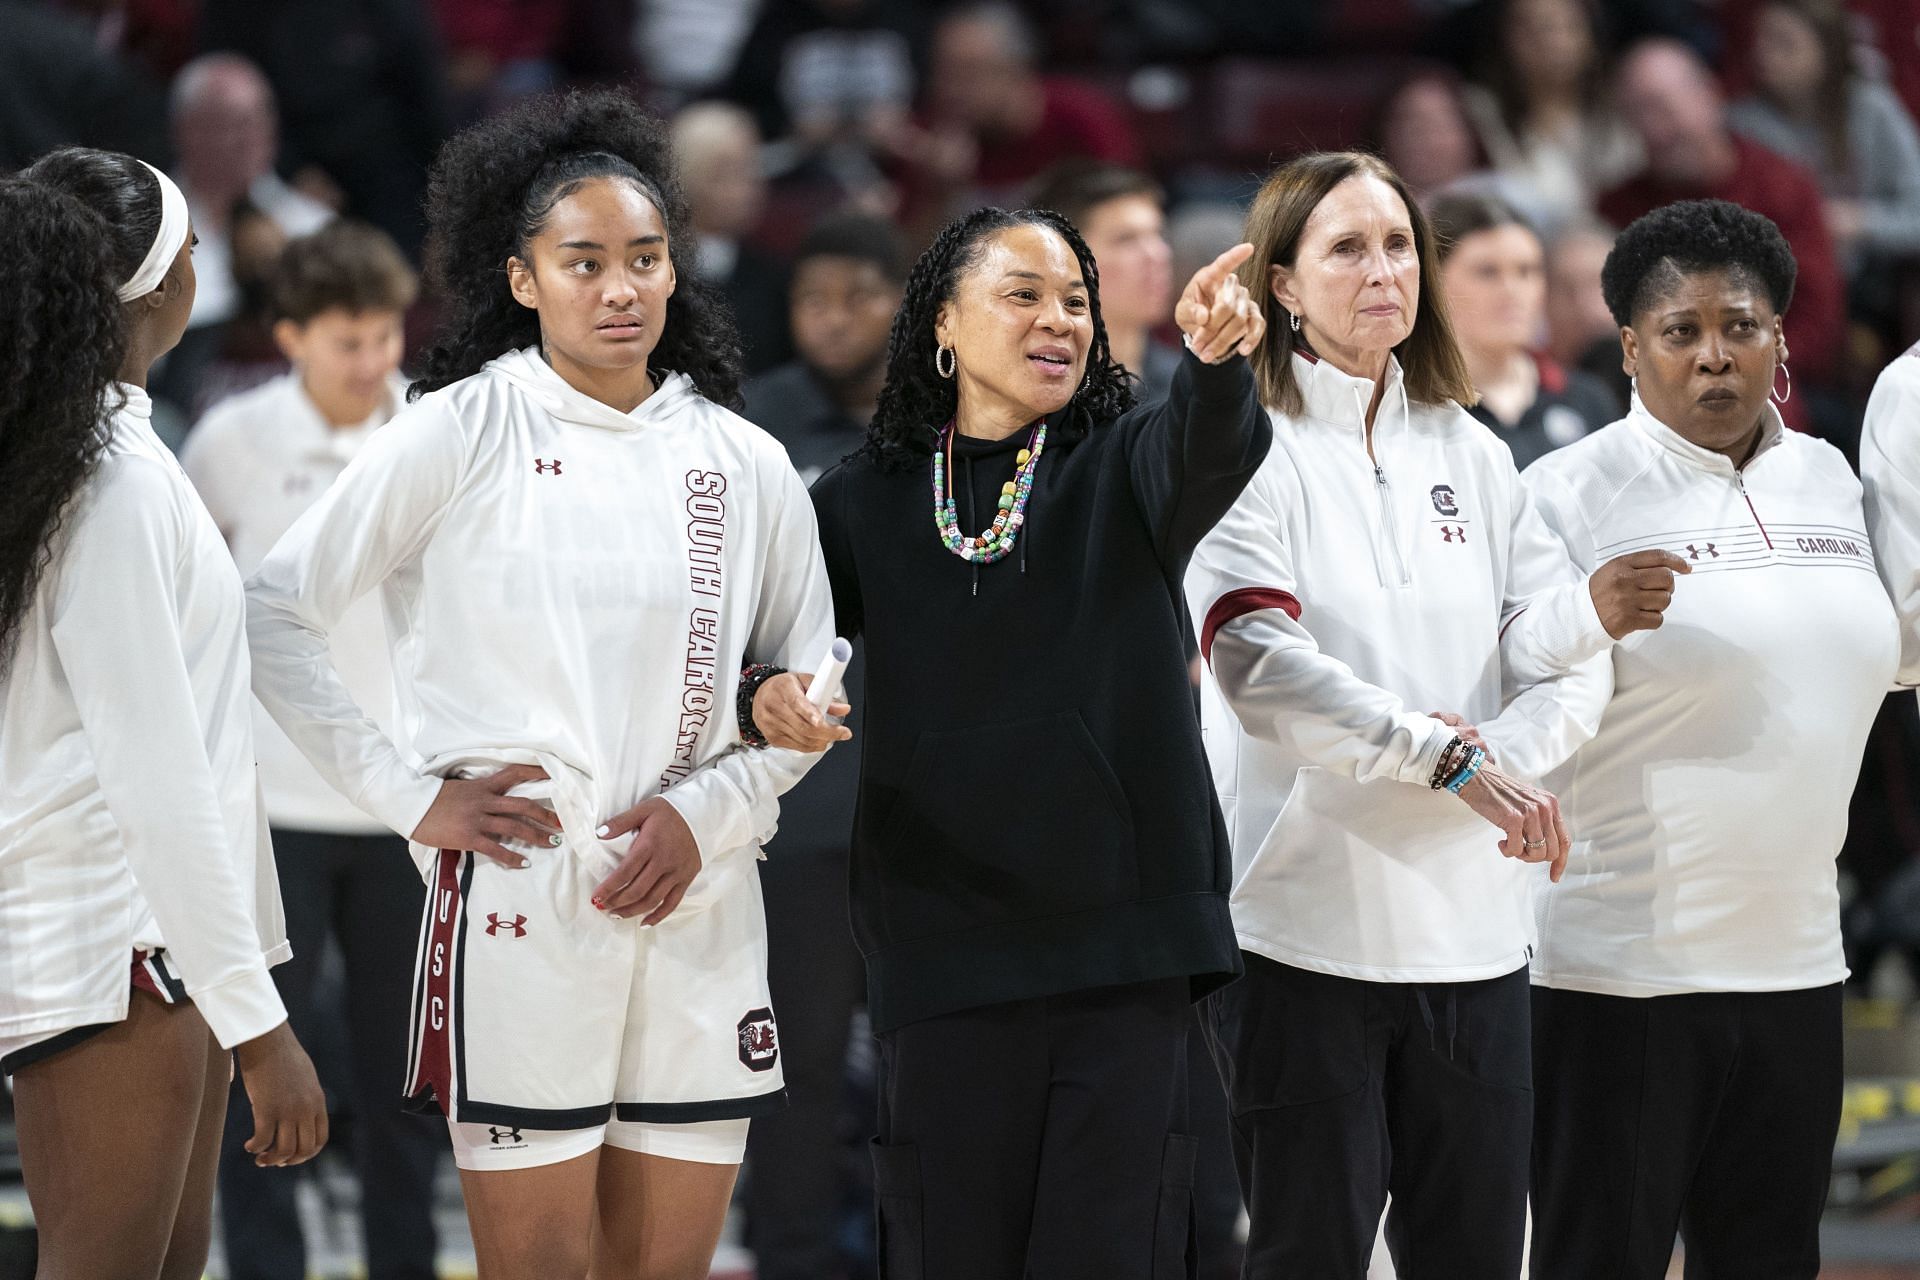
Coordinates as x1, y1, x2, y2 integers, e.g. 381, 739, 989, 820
1443, 746, 1487, 795
736, 663, 788, 748
1428, 736, 1467, 790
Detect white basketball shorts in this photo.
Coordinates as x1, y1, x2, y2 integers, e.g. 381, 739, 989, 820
403, 839, 785, 1165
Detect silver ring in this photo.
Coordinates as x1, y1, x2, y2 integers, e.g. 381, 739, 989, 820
1523, 837, 1547, 849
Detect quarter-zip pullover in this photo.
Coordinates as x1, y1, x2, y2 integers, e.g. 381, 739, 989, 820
1527, 394, 1897, 995
1188, 351, 1611, 982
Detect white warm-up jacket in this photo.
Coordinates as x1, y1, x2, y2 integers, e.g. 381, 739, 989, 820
245, 350, 834, 898
1530, 396, 1896, 995
0, 387, 289, 1053
1188, 351, 1612, 982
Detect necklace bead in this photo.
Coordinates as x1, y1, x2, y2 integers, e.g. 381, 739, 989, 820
931, 419, 1046, 566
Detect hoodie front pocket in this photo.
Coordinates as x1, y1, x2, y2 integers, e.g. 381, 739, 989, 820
874, 710, 1138, 938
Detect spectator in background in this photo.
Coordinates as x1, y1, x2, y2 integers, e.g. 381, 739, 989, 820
673, 101, 793, 372
1462, 0, 1643, 232
0, 0, 168, 172
1026, 162, 1180, 399
159, 55, 335, 422
1432, 193, 1619, 468
171, 56, 334, 336
1545, 218, 1622, 385
896, 2, 1139, 235
183, 221, 439, 1280
200, 0, 452, 260
738, 211, 904, 1280
1601, 38, 1846, 391
432, 0, 567, 122
722, 0, 921, 154
1730, 0, 1920, 278
1373, 67, 1541, 220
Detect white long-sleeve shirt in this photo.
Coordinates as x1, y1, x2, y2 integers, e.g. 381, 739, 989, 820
182, 372, 407, 835
245, 350, 834, 885
1186, 351, 1612, 982
1863, 343, 1920, 686
1527, 396, 1897, 995
0, 388, 288, 1050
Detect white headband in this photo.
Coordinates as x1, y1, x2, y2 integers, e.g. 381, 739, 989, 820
115, 160, 190, 302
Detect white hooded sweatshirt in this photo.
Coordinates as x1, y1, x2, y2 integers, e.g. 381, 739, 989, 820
245, 350, 835, 892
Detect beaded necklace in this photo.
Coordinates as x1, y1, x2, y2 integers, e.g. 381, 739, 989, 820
931, 417, 1046, 562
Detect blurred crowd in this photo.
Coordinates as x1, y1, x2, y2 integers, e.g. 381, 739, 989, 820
12, 0, 1920, 1276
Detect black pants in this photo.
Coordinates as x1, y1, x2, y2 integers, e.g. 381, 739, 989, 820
1530, 983, 1844, 1280
1204, 953, 1531, 1279
872, 978, 1198, 1280
745, 849, 869, 1280
218, 829, 442, 1280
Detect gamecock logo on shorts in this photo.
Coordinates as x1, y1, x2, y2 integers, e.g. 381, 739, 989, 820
737, 1007, 779, 1072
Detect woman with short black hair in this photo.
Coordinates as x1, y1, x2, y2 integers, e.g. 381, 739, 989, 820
805, 204, 1266, 1277
1, 151, 326, 1280
1527, 198, 1896, 1278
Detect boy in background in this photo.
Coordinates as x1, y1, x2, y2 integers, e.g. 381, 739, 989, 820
183, 220, 441, 1280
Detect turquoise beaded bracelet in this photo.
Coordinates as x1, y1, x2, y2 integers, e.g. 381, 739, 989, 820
1443, 746, 1486, 795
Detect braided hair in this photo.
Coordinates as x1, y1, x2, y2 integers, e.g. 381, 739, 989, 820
410, 87, 744, 410
863, 208, 1137, 471
0, 175, 131, 672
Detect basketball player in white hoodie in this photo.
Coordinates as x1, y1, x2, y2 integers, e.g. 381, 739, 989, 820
245, 91, 841, 1280
1, 152, 325, 1280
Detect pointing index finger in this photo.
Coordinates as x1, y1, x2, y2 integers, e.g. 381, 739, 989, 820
1192, 242, 1255, 295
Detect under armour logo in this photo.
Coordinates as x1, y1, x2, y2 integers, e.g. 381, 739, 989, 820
1440, 525, 1466, 543
485, 912, 527, 938
487, 1126, 524, 1146
534, 458, 563, 475
1685, 543, 1718, 560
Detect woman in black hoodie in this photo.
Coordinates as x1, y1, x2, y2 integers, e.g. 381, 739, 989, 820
795, 206, 1267, 1278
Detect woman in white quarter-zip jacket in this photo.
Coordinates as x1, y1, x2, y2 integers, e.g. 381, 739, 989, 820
1529, 201, 1896, 1280
245, 92, 838, 1280
1185, 152, 1670, 1279
0, 153, 326, 1280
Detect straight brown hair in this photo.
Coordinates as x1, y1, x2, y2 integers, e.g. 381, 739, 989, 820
1242, 151, 1476, 416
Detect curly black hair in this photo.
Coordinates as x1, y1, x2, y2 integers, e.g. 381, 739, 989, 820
0, 177, 132, 673
1601, 199, 1798, 328
863, 207, 1137, 471
410, 87, 744, 410
20, 147, 161, 287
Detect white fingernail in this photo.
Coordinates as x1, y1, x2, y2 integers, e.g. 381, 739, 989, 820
518, 858, 531, 869
548, 834, 564, 847
595, 824, 610, 838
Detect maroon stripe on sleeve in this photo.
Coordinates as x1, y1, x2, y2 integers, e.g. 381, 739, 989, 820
1201, 588, 1302, 663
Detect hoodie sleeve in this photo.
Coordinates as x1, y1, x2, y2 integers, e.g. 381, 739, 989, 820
1120, 351, 1272, 566
1187, 461, 1457, 787
1480, 462, 1616, 780
245, 402, 466, 838
1495, 448, 1615, 682
1862, 353, 1920, 686
49, 458, 286, 1049
659, 450, 838, 858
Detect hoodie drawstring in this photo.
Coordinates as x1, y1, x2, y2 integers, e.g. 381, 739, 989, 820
963, 453, 979, 597
1413, 985, 1459, 1060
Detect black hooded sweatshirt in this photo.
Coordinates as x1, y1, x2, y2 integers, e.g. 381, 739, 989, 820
809, 351, 1269, 1032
